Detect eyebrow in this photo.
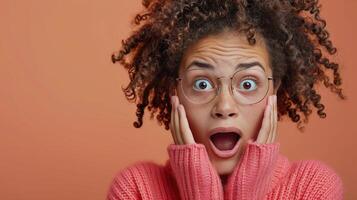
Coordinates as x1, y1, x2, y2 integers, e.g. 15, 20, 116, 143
186, 61, 266, 72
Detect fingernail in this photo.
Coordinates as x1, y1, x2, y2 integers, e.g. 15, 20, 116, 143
178, 104, 183, 112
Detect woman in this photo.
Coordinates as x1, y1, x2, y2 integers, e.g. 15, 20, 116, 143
107, 0, 345, 199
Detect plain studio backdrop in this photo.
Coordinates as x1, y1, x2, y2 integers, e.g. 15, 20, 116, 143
0, 0, 356, 199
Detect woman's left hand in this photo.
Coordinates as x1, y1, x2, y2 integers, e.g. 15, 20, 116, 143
224, 95, 280, 200
255, 95, 278, 144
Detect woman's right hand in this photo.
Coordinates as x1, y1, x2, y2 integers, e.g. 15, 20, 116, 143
168, 95, 224, 200
170, 95, 196, 145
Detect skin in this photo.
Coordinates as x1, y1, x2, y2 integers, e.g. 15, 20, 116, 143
169, 30, 280, 183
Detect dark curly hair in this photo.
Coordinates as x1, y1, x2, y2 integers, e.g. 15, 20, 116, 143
112, 0, 345, 131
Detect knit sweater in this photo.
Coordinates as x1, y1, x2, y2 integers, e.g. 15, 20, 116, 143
106, 141, 343, 199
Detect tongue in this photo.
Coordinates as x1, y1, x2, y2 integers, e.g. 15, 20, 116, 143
210, 132, 239, 151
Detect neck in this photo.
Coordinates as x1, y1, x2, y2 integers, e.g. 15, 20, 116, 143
220, 174, 228, 186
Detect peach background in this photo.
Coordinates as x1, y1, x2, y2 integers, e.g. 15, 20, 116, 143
0, 0, 356, 199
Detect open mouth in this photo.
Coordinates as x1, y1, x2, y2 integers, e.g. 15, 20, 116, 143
209, 132, 241, 151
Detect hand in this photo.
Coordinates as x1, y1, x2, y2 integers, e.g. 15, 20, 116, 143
255, 95, 278, 144
170, 95, 196, 145
225, 95, 280, 200
168, 95, 224, 200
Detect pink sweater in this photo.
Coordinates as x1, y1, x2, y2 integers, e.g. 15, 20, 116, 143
106, 141, 343, 199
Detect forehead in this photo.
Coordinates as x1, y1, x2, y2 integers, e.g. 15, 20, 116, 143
180, 31, 271, 74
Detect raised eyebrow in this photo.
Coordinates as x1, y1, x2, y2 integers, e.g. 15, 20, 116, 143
236, 62, 265, 72
186, 61, 214, 70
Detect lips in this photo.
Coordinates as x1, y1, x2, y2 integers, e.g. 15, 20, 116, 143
208, 127, 242, 158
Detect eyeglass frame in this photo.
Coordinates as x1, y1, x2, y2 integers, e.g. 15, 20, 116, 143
175, 68, 274, 105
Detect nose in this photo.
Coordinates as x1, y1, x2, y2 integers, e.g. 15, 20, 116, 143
211, 86, 239, 119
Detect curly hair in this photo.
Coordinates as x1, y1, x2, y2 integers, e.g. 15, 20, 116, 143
112, 0, 345, 131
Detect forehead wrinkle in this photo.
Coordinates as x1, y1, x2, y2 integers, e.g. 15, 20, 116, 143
191, 43, 266, 59
194, 43, 250, 53
181, 32, 271, 73
193, 49, 264, 59
188, 48, 266, 66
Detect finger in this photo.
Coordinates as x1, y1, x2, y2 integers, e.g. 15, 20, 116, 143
170, 96, 178, 144
173, 96, 184, 145
178, 104, 195, 144
267, 96, 274, 143
256, 100, 271, 144
271, 95, 278, 143
273, 95, 278, 142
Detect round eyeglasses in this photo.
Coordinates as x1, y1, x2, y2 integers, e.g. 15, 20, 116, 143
176, 68, 273, 105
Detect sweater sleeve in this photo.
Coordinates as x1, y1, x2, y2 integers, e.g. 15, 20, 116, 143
106, 161, 180, 200
221, 140, 344, 200
313, 161, 344, 200
224, 140, 281, 200
318, 162, 344, 200
167, 143, 224, 200
267, 160, 344, 200
106, 165, 141, 200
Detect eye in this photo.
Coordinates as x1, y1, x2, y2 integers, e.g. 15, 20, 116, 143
193, 79, 213, 91
239, 79, 257, 91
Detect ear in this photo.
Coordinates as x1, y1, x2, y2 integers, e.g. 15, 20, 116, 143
273, 79, 281, 94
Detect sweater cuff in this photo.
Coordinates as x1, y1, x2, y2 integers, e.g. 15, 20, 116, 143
167, 143, 223, 200
225, 141, 280, 200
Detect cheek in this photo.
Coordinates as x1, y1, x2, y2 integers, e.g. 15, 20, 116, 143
183, 106, 207, 131
177, 93, 202, 130
253, 98, 269, 121
241, 98, 268, 134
